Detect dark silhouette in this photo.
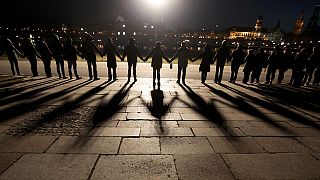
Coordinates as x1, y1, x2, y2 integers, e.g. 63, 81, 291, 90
192, 44, 214, 83
229, 44, 246, 83
50, 34, 67, 79
122, 37, 144, 82
242, 49, 256, 84
265, 46, 282, 84
213, 40, 230, 83
145, 42, 171, 88
277, 47, 293, 84
36, 37, 53, 77
251, 48, 268, 83
140, 89, 177, 133
21, 38, 41, 77
82, 33, 103, 80
290, 48, 309, 87
303, 46, 320, 86
313, 65, 320, 85
0, 37, 23, 76
63, 38, 82, 79
102, 37, 122, 81
171, 42, 191, 84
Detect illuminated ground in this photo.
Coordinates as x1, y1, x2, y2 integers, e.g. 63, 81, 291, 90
0, 75, 319, 179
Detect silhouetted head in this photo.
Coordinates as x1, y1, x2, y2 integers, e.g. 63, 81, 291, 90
129, 37, 135, 45
204, 44, 211, 52
52, 34, 59, 42
221, 40, 227, 47
66, 38, 72, 45
155, 41, 161, 48
106, 37, 113, 44
84, 32, 93, 42
237, 44, 243, 50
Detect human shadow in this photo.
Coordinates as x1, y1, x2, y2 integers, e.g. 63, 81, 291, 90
140, 89, 178, 133
0, 78, 71, 105
178, 83, 224, 125
0, 79, 92, 123
222, 83, 320, 130
204, 83, 290, 132
0, 76, 48, 88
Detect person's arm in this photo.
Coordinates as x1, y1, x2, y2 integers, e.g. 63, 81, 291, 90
192, 52, 203, 62
144, 49, 153, 62
94, 43, 103, 57
171, 49, 179, 62
162, 50, 171, 63
114, 46, 122, 59
74, 46, 83, 59
137, 47, 144, 61
122, 47, 127, 61
12, 44, 25, 58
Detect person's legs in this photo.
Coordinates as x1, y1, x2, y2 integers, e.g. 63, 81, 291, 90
128, 64, 132, 81
182, 67, 187, 84
153, 68, 156, 85
87, 60, 93, 79
113, 67, 117, 81
60, 59, 66, 78
56, 60, 62, 78
203, 72, 207, 83
92, 60, 98, 79
157, 69, 160, 85
133, 62, 137, 81
9, 59, 15, 75
215, 65, 219, 82
108, 66, 112, 80
68, 61, 73, 78
218, 65, 224, 83
234, 66, 240, 83
278, 69, 285, 84
30, 58, 38, 76
177, 66, 182, 83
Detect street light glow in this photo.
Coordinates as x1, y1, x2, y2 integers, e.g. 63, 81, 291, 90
144, 0, 168, 9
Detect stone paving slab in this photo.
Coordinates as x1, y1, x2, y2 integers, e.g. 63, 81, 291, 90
84, 127, 140, 137
140, 127, 194, 137
46, 136, 121, 154
174, 154, 235, 180
178, 121, 218, 128
192, 127, 245, 137
117, 120, 178, 128
253, 137, 312, 153
91, 155, 177, 180
0, 153, 24, 174
296, 137, 320, 152
207, 137, 238, 154
119, 137, 160, 154
227, 137, 267, 153
0, 153, 98, 180
0, 135, 57, 153
222, 153, 320, 180
160, 137, 214, 154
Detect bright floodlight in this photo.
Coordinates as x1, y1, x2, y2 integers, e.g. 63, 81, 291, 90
144, 0, 168, 9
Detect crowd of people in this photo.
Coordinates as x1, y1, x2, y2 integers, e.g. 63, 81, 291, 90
1, 33, 320, 88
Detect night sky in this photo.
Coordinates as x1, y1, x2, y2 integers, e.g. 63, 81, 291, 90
2, 0, 319, 32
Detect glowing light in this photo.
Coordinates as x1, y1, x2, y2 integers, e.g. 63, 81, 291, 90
144, 0, 168, 8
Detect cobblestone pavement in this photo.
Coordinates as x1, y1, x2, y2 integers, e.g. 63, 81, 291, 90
0, 75, 320, 179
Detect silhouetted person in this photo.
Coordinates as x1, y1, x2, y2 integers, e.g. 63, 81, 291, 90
0, 37, 23, 76
36, 38, 53, 77
50, 34, 67, 79
171, 42, 191, 84
303, 46, 320, 86
313, 66, 320, 85
229, 44, 246, 83
290, 48, 309, 87
145, 41, 171, 88
63, 38, 82, 79
213, 40, 230, 83
265, 46, 282, 84
122, 37, 144, 82
277, 47, 293, 84
251, 48, 268, 83
242, 49, 255, 84
102, 37, 122, 81
82, 33, 103, 80
192, 44, 214, 83
21, 38, 41, 77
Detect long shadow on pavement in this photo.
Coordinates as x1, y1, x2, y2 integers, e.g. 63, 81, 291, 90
0, 79, 92, 123
222, 83, 320, 130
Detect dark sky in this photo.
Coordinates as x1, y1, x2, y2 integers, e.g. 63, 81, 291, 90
2, 0, 319, 32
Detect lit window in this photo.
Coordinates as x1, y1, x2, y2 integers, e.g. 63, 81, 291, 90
118, 32, 121, 36
133, 32, 136, 36
123, 32, 126, 36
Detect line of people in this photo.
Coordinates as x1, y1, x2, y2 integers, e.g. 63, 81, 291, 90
1, 34, 320, 87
